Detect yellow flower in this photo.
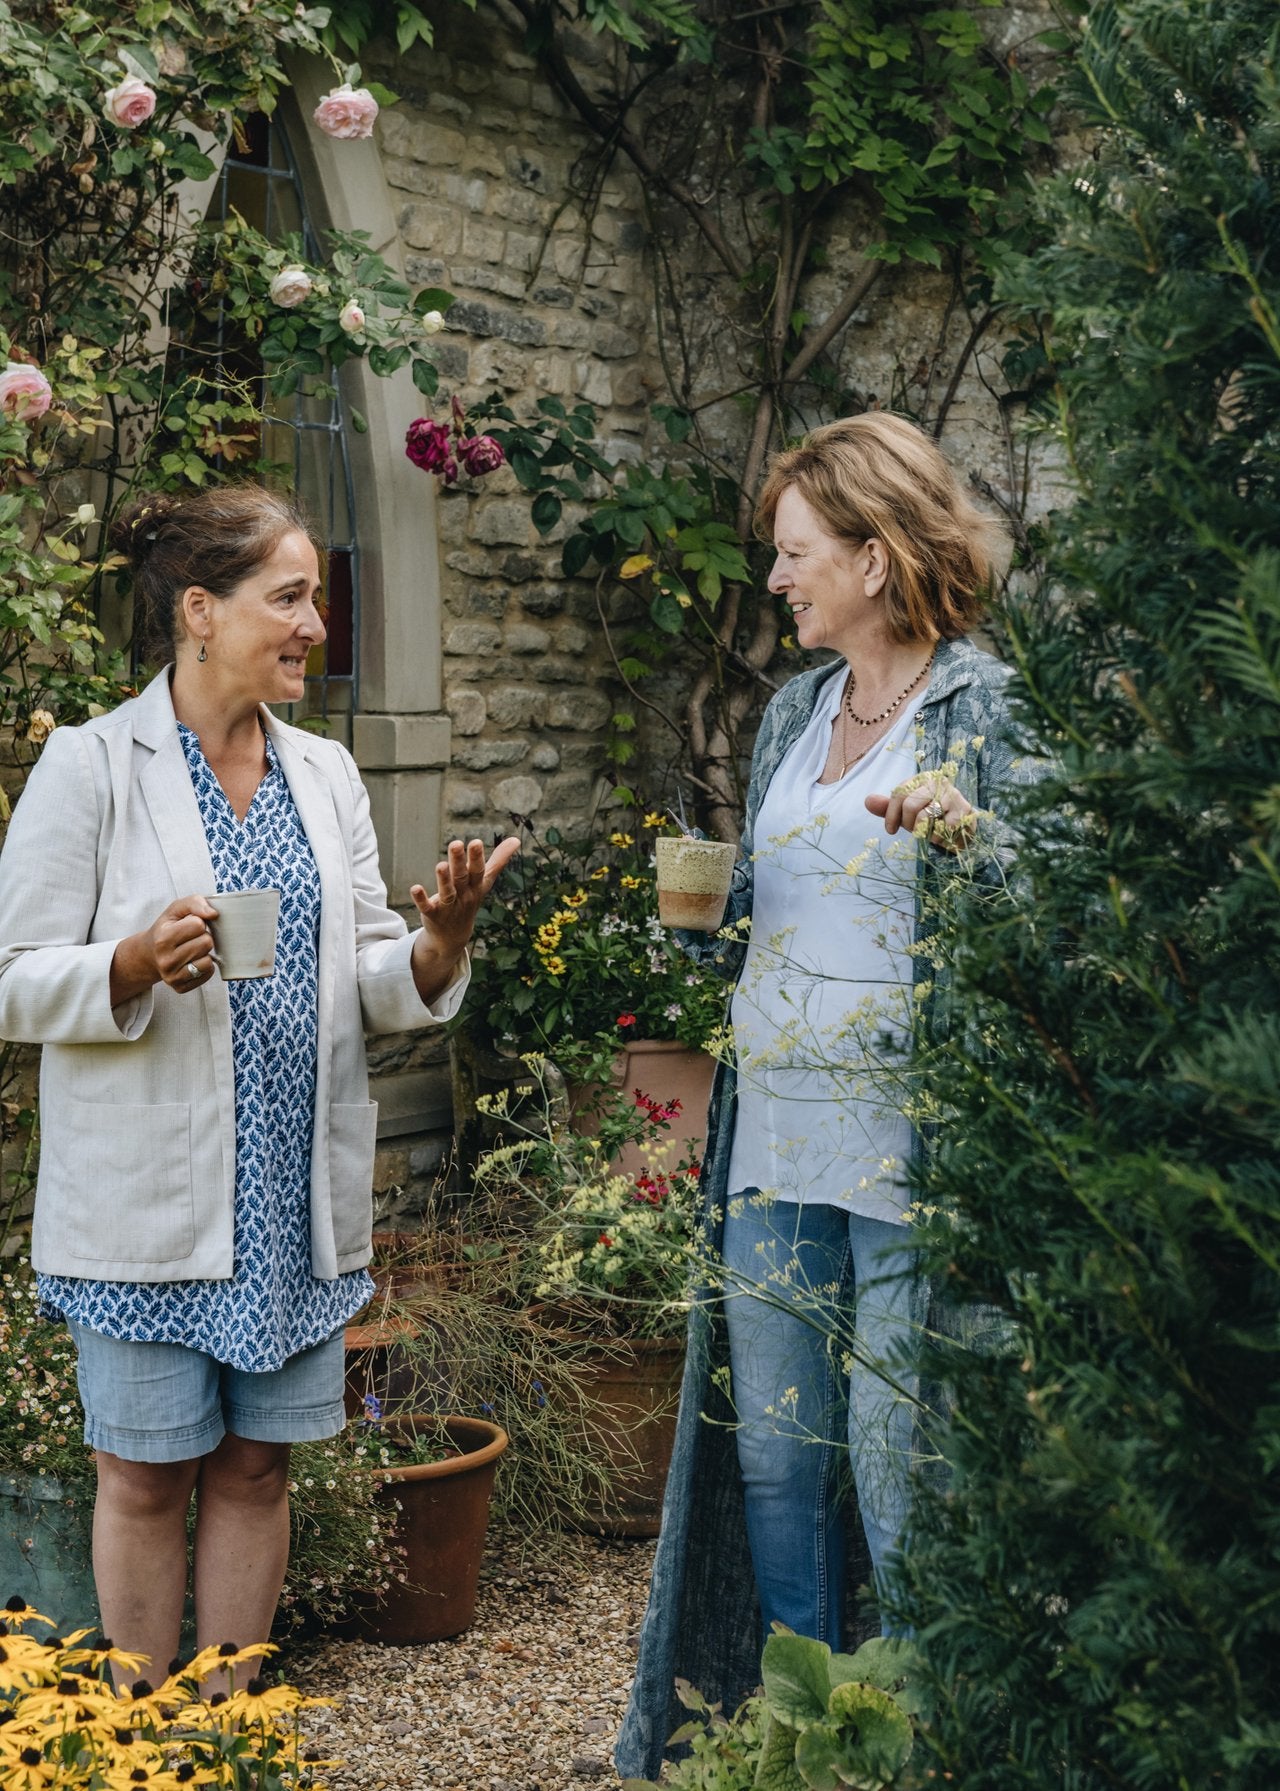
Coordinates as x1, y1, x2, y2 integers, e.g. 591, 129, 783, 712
642, 811, 666, 829
620, 874, 643, 889
534, 923, 562, 952
222, 1676, 323, 1726
608, 832, 634, 848
590, 866, 610, 881
551, 908, 580, 926
564, 888, 589, 907
544, 955, 567, 976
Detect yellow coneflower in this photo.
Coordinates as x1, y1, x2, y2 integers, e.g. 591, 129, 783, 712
544, 955, 567, 976
608, 831, 634, 847
620, 874, 643, 889
642, 811, 666, 828
590, 865, 610, 881
563, 888, 589, 906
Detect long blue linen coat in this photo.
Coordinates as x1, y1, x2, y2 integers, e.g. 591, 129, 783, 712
616, 636, 1035, 1780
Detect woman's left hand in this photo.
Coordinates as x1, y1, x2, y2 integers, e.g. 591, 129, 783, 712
409, 835, 521, 1002
865, 772, 976, 853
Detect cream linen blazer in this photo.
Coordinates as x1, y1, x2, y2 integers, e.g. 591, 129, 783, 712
0, 669, 465, 1282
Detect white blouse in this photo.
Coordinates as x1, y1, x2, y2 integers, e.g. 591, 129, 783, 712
726, 670, 923, 1224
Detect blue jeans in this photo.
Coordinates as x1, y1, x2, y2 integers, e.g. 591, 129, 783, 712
721, 1192, 917, 1646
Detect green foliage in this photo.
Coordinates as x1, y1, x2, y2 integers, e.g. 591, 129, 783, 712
892, 1, 1280, 1784
624, 1639, 927, 1791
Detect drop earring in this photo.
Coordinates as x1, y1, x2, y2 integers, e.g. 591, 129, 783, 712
197, 638, 207, 663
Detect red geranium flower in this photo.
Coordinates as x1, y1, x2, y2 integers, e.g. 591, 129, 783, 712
617, 1012, 637, 1028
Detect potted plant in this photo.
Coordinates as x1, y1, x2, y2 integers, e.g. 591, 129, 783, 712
473, 1068, 703, 1535
455, 807, 725, 1171
348, 1407, 508, 1644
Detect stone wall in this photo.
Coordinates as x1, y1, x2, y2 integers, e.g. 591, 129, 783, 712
358, 5, 1059, 844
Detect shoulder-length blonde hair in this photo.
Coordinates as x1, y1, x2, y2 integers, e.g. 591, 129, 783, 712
755, 413, 1004, 643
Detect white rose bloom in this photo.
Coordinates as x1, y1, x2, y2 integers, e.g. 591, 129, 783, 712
269, 266, 313, 308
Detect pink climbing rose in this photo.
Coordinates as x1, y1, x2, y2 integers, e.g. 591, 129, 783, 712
102, 74, 157, 128
458, 433, 505, 477
0, 362, 53, 421
405, 418, 458, 483
312, 83, 379, 140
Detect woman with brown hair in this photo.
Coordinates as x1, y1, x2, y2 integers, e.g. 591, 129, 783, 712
618, 413, 1036, 1778
0, 485, 517, 1678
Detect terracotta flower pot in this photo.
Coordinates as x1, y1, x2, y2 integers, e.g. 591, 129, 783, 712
530, 1307, 685, 1538
572, 1038, 716, 1179
357, 1415, 508, 1644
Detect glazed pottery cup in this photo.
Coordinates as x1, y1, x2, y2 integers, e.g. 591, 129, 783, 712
654, 837, 736, 932
206, 888, 280, 980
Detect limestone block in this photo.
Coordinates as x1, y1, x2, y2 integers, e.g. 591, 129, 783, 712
589, 322, 641, 359
463, 216, 507, 263
574, 358, 613, 406
530, 743, 561, 770
374, 1144, 410, 1192
505, 230, 543, 275
492, 774, 544, 814
400, 203, 462, 255
444, 620, 503, 656
591, 213, 620, 246
530, 655, 589, 686
443, 549, 494, 577
461, 586, 506, 618
353, 711, 451, 769
488, 685, 548, 730
612, 363, 658, 408
467, 140, 507, 179
404, 252, 448, 286
446, 781, 485, 817
491, 74, 532, 108
472, 341, 532, 392
470, 500, 532, 547
455, 264, 526, 301
501, 552, 540, 580
545, 315, 592, 349
520, 585, 566, 617
618, 220, 648, 253
446, 689, 486, 736
363, 767, 445, 893
504, 148, 552, 192
543, 770, 594, 810
492, 187, 548, 225
531, 283, 574, 310
531, 352, 576, 397
453, 61, 491, 95
579, 291, 618, 319
434, 494, 469, 544
381, 156, 439, 199
454, 739, 530, 771
547, 689, 611, 730
551, 238, 586, 281
505, 623, 552, 654
556, 621, 589, 654
442, 173, 489, 212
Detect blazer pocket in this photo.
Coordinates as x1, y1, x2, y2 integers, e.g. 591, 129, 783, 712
50, 1100, 195, 1263
328, 1101, 379, 1258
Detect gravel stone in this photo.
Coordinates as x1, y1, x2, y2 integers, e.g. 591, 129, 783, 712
291, 1529, 656, 1790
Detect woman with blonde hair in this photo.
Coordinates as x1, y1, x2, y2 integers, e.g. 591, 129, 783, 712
618, 412, 1036, 1778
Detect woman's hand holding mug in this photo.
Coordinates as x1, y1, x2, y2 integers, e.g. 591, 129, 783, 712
109, 895, 218, 1008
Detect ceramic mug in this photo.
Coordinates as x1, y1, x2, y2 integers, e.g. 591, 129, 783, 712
205, 888, 280, 980
653, 837, 737, 932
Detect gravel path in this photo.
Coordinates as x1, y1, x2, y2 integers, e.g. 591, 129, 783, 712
289, 1530, 657, 1790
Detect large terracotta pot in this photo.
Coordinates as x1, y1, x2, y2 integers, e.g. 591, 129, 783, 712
357, 1414, 508, 1645
574, 1039, 716, 1179
530, 1308, 685, 1538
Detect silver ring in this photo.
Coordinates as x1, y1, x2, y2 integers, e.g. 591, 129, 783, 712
924, 800, 944, 820
186, 961, 201, 980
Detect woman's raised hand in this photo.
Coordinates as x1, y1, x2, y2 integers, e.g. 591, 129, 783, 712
865, 771, 976, 853
409, 836, 521, 1001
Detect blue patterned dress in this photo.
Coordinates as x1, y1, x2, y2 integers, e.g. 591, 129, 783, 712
40, 724, 374, 1372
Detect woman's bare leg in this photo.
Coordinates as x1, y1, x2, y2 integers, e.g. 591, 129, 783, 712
92, 1450, 202, 1686
192, 1431, 292, 1680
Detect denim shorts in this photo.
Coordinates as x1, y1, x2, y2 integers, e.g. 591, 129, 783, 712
68, 1321, 347, 1464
